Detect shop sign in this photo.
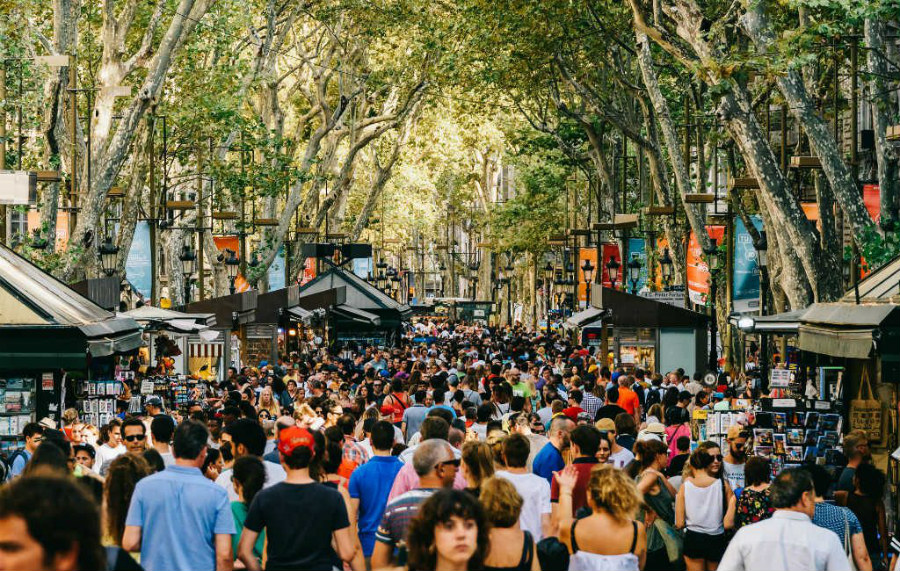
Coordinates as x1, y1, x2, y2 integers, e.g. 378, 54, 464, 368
770, 368, 792, 388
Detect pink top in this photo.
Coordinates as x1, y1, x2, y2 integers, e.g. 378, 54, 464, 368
666, 423, 691, 459
387, 461, 467, 501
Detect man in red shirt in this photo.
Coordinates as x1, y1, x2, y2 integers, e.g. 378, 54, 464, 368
616, 375, 641, 425
550, 425, 600, 519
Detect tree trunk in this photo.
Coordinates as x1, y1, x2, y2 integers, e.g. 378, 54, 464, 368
864, 17, 899, 228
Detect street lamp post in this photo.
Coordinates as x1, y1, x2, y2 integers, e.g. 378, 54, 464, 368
605, 256, 620, 290
98, 236, 120, 278
224, 249, 240, 295
581, 259, 595, 306
757, 232, 769, 392
659, 248, 673, 290
627, 255, 642, 295
543, 261, 553, 331
179, 242, 197, 305
704, 239, 720, 372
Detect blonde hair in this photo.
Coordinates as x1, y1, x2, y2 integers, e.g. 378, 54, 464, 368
480, 476, 523, 528
587, 464, 642, 521
462, 440, 496, 488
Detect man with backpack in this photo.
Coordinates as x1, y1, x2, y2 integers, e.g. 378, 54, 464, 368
7, 422, 43, 480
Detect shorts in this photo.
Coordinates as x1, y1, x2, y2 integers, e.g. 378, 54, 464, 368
683, 529, 728, 562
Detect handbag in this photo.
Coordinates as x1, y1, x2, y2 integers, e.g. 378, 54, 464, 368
849, 367, 882, 441
844, 513, 858, 571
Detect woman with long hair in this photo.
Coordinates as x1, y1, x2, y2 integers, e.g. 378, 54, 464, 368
557, 464, 647, 570
461, 440, 495, 497
676, 441, 735, 571
481, 477, 540, 571
258, 386, 281, 418
103, 455, 152, 550
634, 439, 679, 570
231, 456, 267, 566
406, 489, 489, 571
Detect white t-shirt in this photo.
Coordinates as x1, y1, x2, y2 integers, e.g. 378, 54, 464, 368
496, 470, 551, 540
609, 447, 635, 469
97, 443, 126, 476
216, 460, 287, 501
723, 460, 745, 491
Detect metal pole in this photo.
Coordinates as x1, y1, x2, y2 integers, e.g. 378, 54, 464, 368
0, 64, 7, 245
709, 272, 718, 372
197, 146, 205, 300
69, 57, 78, 232
148, 112, 158, 305
850, 34, 861, 291
16, 61, 22, 169
759, 268, 770, 393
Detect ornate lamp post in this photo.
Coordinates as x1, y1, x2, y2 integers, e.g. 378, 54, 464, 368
179, 242, 197, 304
98, 236, 120, 278
659, 248, 673, 290
581, 259, 595, 306
627, 255, 642, 295
605, 255, 620, 290
756, 232, 769, 391
224, 249, 240, 295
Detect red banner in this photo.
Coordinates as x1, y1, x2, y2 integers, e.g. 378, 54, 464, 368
686, 226, 725, 306
300, 257, 316, 285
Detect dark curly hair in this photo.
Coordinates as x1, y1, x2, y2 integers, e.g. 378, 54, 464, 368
406, 489, 489, 571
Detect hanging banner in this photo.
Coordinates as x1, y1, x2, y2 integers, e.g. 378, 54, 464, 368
599, 243, 622, 289
626, 238, 648, 293
733, 216, 763, 314
577, 248, 598, 306
125, 221, 152, 300
653, 236, 669, 291
861, 184, 881, 279
352, 257, 372, 280
300, 257, 316, 285
686, 225, 725, 306
267, 246, 286, 291
212, 236, 250, 293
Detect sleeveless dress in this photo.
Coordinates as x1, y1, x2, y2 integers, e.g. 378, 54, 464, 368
484, 531, 534, 571
568, 519, 640, 571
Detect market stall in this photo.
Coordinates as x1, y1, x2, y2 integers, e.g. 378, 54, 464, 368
0, 244, 142, 442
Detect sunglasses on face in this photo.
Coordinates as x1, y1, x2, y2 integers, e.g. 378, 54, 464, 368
710, 454, 724, 462
124, 434, 146, 442
437, 458, 461, 469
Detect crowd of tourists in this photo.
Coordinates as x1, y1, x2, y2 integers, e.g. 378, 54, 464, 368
0, 321, 893, 571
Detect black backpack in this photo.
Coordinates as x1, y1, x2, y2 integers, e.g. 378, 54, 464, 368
646, 386, 663, 407
0, 448, 28, 481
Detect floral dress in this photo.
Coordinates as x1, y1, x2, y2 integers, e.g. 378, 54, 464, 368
735, 486, 774, 529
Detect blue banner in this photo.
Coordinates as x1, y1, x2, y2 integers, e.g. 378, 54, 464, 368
352, 257, 372, 280
268, 246, 286, 291
733, 216, 763, 313
627, 238, 648, 293
125, 221, 152, 300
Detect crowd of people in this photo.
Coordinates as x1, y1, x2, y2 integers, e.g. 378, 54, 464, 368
1, 321, 893, 571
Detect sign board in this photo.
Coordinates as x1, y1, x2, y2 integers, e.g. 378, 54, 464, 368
642, 290, 686, 308
770, 368, 792, 388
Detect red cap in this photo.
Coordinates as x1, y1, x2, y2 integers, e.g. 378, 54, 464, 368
278, 427, 315, 457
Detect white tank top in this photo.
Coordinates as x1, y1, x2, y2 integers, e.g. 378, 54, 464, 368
684, 480, 725, 534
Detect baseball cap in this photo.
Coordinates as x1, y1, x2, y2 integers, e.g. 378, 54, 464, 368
595, 418, 616, 432
379, 404, 394, 417
576, 412, 593, 423
277, 427, 315, 457
145, 396, 163, 408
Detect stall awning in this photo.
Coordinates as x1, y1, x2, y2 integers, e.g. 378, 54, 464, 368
796, 303, 900, 359
332, 304, 381, 326
287, 306, 315, 324
565, 307, 605, 330
86, 330, 144, 357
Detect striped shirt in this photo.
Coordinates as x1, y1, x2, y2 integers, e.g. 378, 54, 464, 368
375, 488, 437, 547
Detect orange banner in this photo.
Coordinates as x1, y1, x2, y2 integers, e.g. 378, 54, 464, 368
300, 256, 316, 285
686, 226, 725, 306
213, 236, 250, 293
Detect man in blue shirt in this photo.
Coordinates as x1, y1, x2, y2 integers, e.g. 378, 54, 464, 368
532, 416, 574, 484
401, 389, 430, 442
123, 420, 234, 571
7, 422, 43, 480
349, 420, 404, 559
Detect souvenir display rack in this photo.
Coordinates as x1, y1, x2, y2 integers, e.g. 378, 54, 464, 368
0, 378, 35, 454
75, 379, 125, 428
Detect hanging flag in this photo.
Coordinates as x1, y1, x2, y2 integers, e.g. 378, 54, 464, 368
732, 216, 763, 314
686, 225, 725, 306
126, 221, 152, 300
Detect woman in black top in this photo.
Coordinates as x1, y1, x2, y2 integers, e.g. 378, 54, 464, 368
480, 477, 539, 571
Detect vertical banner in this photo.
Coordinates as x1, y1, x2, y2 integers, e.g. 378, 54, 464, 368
599, 243, 622, 289
352, 257, 372, 280
732, 216, 762, 313
861, 185, 881, 279
626, 238, 648, 293
212, 236, 250, 293
577, 248, 598, 306
126, 221, 153, 300
267, 246, 286, 291
300, 257, 317, 285
686, 225, 725, 306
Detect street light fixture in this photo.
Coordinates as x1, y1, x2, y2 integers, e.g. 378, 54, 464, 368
756, 231, 769, 391
703, 238, 719, 373
224, 249, 240, 295
179, 243, 197, 304
98, 236, 120, 277
581, 259, 595, 284
659, 248, 673, 290
606, 256, 620, 290
627, 255, 642, 295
